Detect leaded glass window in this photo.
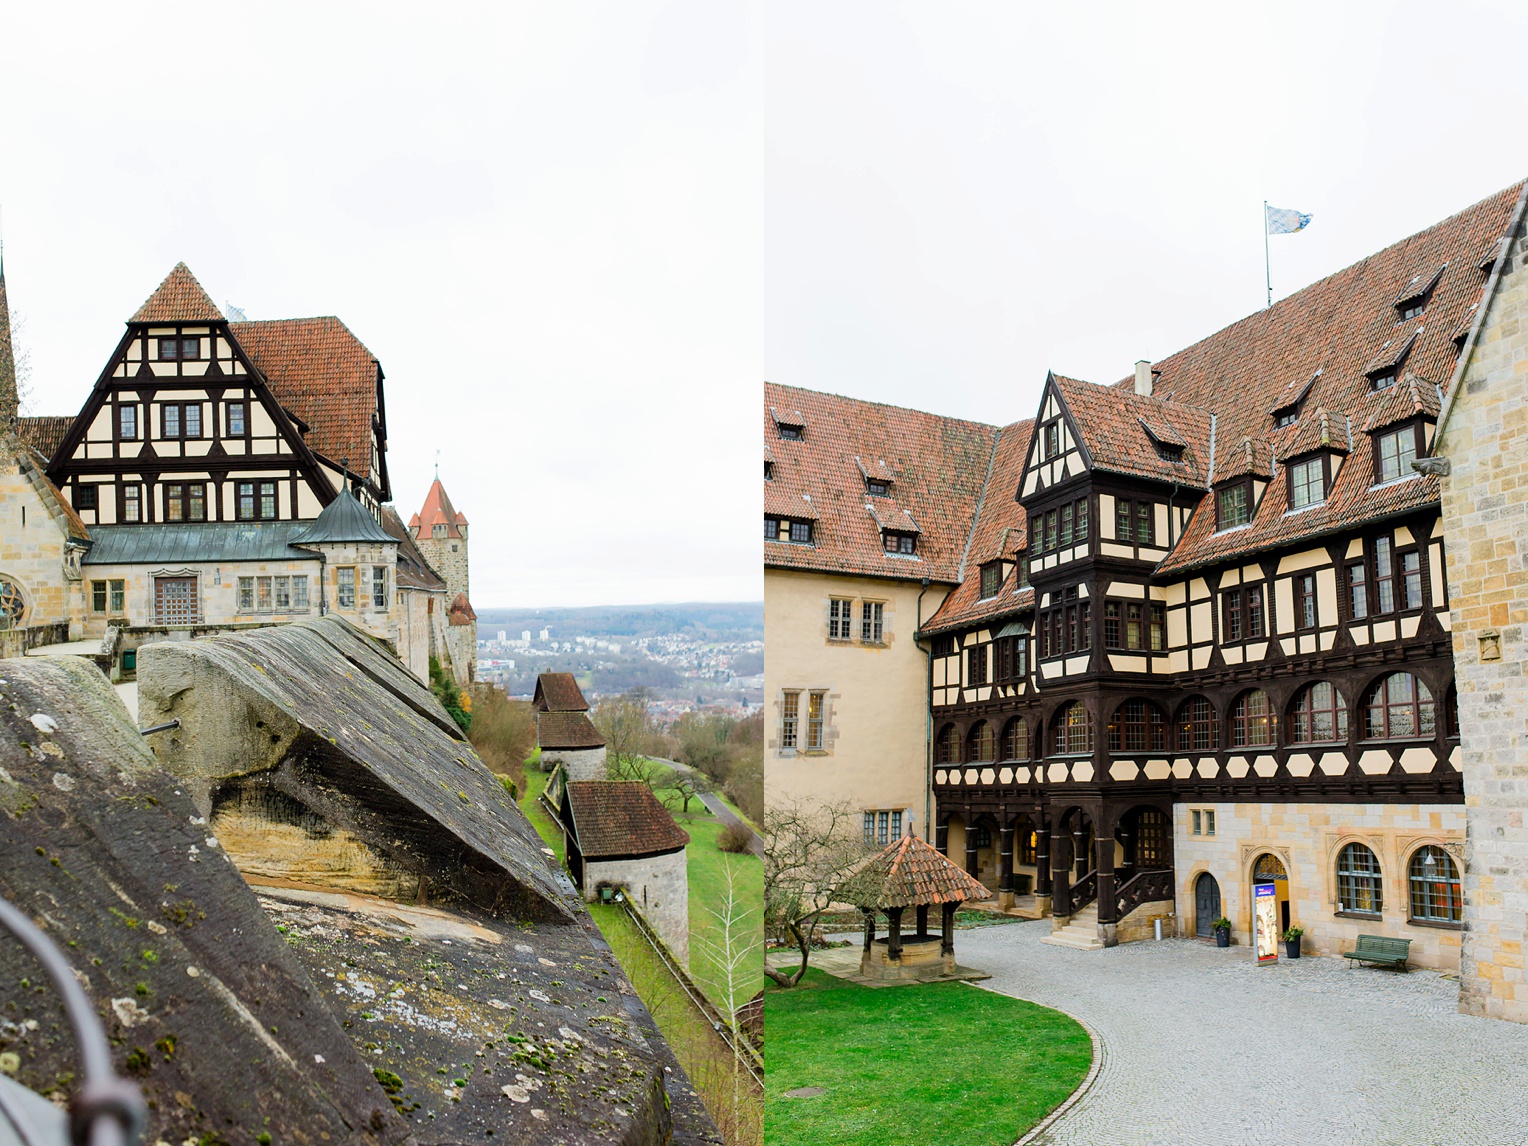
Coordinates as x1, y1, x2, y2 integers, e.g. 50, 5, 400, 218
1408, 846, 1461, 923
1337, 842, 1382, 916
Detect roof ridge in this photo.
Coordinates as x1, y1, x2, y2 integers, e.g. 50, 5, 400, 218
765, 381, 1001, 433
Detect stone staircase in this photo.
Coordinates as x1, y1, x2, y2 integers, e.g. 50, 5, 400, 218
1040, 902, 1103, 951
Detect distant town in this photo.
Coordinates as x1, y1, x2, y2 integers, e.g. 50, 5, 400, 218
475, 601, 763, 723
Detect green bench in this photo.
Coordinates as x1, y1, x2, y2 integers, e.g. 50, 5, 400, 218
1343, 934, 1411, 971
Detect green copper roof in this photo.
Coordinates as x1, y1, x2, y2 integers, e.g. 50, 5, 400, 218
82, 523, 321, 566
289, 487, 394, 546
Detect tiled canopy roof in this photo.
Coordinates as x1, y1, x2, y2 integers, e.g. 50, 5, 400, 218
763, 383, 1001, 585
537, 711, 605, 750
840, 834, 991, 910
413, 478, 467, 539
130, 262, 225, 324
534, 672, 590, 713
231, 317, 384, 486
564, 781, 688, 860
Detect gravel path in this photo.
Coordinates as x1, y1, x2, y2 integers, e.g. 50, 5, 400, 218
959, 921, 1528, 1146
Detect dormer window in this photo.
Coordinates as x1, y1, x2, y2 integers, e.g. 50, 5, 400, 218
1042, 420, 1060, 459
1370, 372, 1396, 392
764, 460, 774, 480
766, 515, 814, 544
1288, 455, 1328, 509
1374, 424, 1421, 483
1393, 265, 1444, 321
979, 561, 1002, 600
883, 530, 917, 555
866, 478, 889, 497
1274, 410, 1297, 427
778, 423, 803, 441
1364, 332, 1416, 392
1154, 441, 1184, 463
1216, 482, 1251, 529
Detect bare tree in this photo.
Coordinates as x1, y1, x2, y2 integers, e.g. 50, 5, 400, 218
664, 767, 712, 814
692, 857, 762, 1145
762, 798, 868, 988
594, 689, 667, 786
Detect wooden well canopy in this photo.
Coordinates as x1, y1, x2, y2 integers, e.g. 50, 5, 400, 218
842, 835, 990, 964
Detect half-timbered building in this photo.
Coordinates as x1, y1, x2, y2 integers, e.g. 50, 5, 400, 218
771, 180, 1526, 974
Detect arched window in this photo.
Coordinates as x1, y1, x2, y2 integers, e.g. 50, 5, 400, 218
1337, 842, 1382, 916
1176, 696, 1215, 751
1001, 717, 1029, 762
1052, 701, 1093, 755
0, 578, 24, 631
1289, 681, 1348, 743
1363, 673, 1435, 739
967, 720, 995, 763
1408, 845, 1462, 923
1108, 699, 1167, 752
1231, 689, 1275, 747
936, 723, 960, 765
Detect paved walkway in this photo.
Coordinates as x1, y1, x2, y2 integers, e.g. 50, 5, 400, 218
957, 921, 1528, 1146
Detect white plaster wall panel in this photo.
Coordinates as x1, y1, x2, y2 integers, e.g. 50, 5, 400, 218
1192, 646, 1211, 669
1319, 630, 1336, 650
1319, 751, 1348, 776
1222, 568, 1240, 587
1110, 760, 1139, 781
1223, 646, 1243, 665
1113, 582, 1145, 599
1071, 761, 1094, 782
1190, 578, 1210, 601
1253, 755, 1277, 777
1359, 749, 1392, 775
934, 770, 948, 786
1399, 747, 1436, 774
1225, 756, 1249, 778
1373, 620, 1397, 642
998, 767, 1013, 784
1346, 538, 1364, 559
1277, 548, 1328, 574
1013, 766, 1031, 783
1195, 758, 1217, 779
1401, 616, 1420, 638
1101, 542, 1134, 559
1046, 762, 1066, 783
1169, 649, 1190, 672
1316, 568, 1338, 624
1109, 654, 1148, 674
1146, 759, 1172, 780
1099, 494, 1116, 537
1286, 753, 1314, 777
1171, 759, 1192, 779
1154, 504, 1169, 541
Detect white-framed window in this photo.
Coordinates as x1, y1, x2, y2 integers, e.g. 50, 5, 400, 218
828, 598, 852, 641
336, 567, 356, 609
372, 566, 388, 609
1376, 426, 1419, 482
860, 601, 884, 643
1289, 456, 1325, 508
1190, 808, 1216, 836
863, 810, 903, 847
781, 690, 799, 750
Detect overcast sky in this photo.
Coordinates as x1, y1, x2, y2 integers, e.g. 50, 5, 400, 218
8, 3, 1527, 605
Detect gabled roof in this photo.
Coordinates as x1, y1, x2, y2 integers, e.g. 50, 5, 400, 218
763, 383, 1001, 584
10, 443, 89, 543
289, 485, 393, 546
534, 672, 590, 713
1050, 374, 1214, 489
230, 317, 388, 492
1392, 263, 1446, 309
1214, 436, 1276, 482
130, 262, 224, 324
839, 834, 990, 910
1361, 329, 1420, 378
1268, 368, 1321, 417
564, 781, 688, 860
1275, 408, 1351, 462
413, 477, 468, 539
1360, 372, 1442, 433
447, 592, 476, 626
379, 505, 447, 592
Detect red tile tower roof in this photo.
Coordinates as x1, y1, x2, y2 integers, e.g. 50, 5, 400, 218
533, 672, 590, 713
564, 781, 689, 859
130, 262, 224, 324
411, 478, 467, 539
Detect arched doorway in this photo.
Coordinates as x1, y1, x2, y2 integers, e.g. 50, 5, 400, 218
1194, 872, 1221, 938
1252, 852, 1290, 935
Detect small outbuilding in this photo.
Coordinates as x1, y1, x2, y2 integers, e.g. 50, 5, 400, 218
841, 833, 991, 983
533, 672, 606, 779
561, 779, 690, 963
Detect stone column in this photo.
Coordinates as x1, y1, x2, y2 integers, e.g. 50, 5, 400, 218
915, 904, 929, 938
940, 901, 956, 958
998, 822, 1016, 910
1051, 829, 1072, 919
862, 908, 875, 954
1035, 821, 1053, 897
935, 818, 949, 857
964, 809, 979, 878
887, 906, 903, 962
1096, 834, 1118, 947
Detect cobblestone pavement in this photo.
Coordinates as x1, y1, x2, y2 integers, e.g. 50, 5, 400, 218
960, 921, 1528, 1146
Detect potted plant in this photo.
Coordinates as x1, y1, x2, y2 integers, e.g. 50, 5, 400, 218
1283, 926, 1304, 960
1211, 916, 1232, 948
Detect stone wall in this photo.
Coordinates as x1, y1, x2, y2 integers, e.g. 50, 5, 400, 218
586, 848, 690, 965
1174, 801, 1465, 971
1437, 206, 1528, 1022
417, 531, 469, 603
1116, 899, 1175, 945
0, 446, 77, 635
545, 744, 608, 781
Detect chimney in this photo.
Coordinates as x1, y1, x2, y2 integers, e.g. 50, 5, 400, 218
1134, 359, 1153, 397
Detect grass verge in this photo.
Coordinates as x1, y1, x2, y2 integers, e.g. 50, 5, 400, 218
764, 969, 1090, 1146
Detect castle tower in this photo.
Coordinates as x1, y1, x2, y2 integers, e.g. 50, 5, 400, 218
411, 476, 476, 684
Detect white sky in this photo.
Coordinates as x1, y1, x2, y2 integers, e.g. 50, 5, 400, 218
9, 2, 1527, 605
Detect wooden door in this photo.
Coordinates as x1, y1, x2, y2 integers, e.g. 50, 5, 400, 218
1195, 872, 1221, 938
154, 577, 197, 626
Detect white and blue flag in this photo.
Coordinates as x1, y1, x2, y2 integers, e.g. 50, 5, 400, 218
1266, 205, 1313, 235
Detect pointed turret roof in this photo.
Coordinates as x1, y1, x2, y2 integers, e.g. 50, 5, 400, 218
290, 485, 393, 546
0, 246, 16, 426
413, 477, 467, 539
130, 262, 224, 324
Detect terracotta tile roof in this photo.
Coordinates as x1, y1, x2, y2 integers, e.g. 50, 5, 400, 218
1275, 408, 1351, 462
921, 417, 1034, 636
1268, 368, 1322, 416
1391, 264, 1446, 309
230, 317, 384, 487
412, 478, 467, 539
17, 415, 73, 464
447, 592, 476, 626
1359, 372, 1442, 432
379, 505, 447, 592
534, 672, 590, 713
839, 834, 990, 910
564, 781, 688, 859
1360, 328, 1420, 378
1214, 436, 1276, 482
1052, 375, 1214, 489
538, 711, 605, 750
129, 262, 225, 324
1132, 179, 1524, 575
764, 482, 818, 520
763, 383, 1001, 584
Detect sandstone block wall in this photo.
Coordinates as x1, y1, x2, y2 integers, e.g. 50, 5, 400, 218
1438, 216, 1528, 1022
546, 745, 608, 781
586, 848, 690, 965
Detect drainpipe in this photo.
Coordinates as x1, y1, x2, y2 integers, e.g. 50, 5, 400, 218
918, 577, 931, 842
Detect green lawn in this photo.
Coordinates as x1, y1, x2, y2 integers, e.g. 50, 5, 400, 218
764, 970, 1091, 1146
517, 768, 565, 862
667, 800, 764, 1009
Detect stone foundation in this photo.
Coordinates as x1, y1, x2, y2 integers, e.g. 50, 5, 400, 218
858, 936, 955, 982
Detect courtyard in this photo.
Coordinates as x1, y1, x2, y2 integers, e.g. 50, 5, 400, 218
960, 920, 1528, 1146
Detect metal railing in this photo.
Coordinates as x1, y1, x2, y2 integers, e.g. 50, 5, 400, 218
0, 896, 145, 1146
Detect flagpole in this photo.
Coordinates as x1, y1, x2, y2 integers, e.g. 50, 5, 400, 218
1264, 200, 1272, 309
